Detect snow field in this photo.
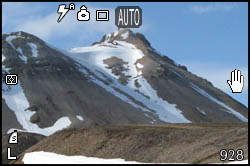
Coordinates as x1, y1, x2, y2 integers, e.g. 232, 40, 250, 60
22, 151, 248, 164
76, 115, 84, 121
65, 41, 190, 123
27, 42, 38, 57
2, 81, 71, 136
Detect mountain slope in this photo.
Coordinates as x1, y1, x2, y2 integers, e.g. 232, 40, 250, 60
2, 29, 248, 136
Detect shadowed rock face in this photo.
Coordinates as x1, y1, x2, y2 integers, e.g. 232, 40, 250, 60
2, 30, 248, 138
2, 99, 23, 135
11, 124, 248, 164
103, 57, 130, 85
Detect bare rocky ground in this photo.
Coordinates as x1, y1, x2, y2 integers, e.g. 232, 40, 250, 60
9, 123, 248, 164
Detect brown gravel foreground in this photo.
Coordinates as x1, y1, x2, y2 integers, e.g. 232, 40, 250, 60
12, 123, 248, 164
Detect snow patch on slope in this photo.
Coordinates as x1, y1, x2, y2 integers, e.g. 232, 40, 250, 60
2, 53, 12, 91
27, 42, 38, 57
23, 151, 140, 164
6, 36, 17, 49
169, 68, 184, 79
113, 30, 119, 37
65, 41, 190, 123
2, 53, 6, 62
121, 31, 129, 39
226, 160, 248, 164
2, 82, 71, 136
5, 34, 26, 49
23, 151, 248, 164
76, 115, 84, 121
16, 47, 28, 63
190, 83, 248, 122
197, 107, 206, 115
136, 63, 144, 69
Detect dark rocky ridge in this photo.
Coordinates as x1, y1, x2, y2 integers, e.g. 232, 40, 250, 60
11, 123, 248, 164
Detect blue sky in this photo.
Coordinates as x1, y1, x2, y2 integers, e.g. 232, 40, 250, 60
2, 2, 248, 106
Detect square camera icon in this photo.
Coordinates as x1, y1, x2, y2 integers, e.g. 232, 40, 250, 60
5, 74, 18, 85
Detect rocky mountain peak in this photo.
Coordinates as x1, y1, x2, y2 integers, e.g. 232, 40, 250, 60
4, 31, 31, 38
2, 30, 248, 140
2, 31, 44, 46
2, 31, 45, 62
95, 29, 151, 47
104, 28, 133, 41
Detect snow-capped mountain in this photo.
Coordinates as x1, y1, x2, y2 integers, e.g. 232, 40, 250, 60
2, 29, 248, 136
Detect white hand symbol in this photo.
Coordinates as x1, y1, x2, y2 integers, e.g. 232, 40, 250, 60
227, 69, 244, 93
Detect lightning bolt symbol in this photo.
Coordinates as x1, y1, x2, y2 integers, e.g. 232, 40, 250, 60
57, 4, 70, 23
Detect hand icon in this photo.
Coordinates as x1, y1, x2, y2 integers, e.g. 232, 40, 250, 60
227, 69, 244, 93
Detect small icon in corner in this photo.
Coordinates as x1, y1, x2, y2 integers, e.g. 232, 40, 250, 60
5, 74, 18, 85
227, 69, 244, 93
7, 130, 18, 160
57, 3, 75, 23
9, 130, 18, 144
96, 10, 109, 21
115, 6, 142, 28
7, 147, 17, 160
69, 3, 75, 10
77, 5, 90, 21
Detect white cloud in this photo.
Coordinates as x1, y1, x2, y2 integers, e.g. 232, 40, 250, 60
13, 5, 116, 41
190, 3, 238, 14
